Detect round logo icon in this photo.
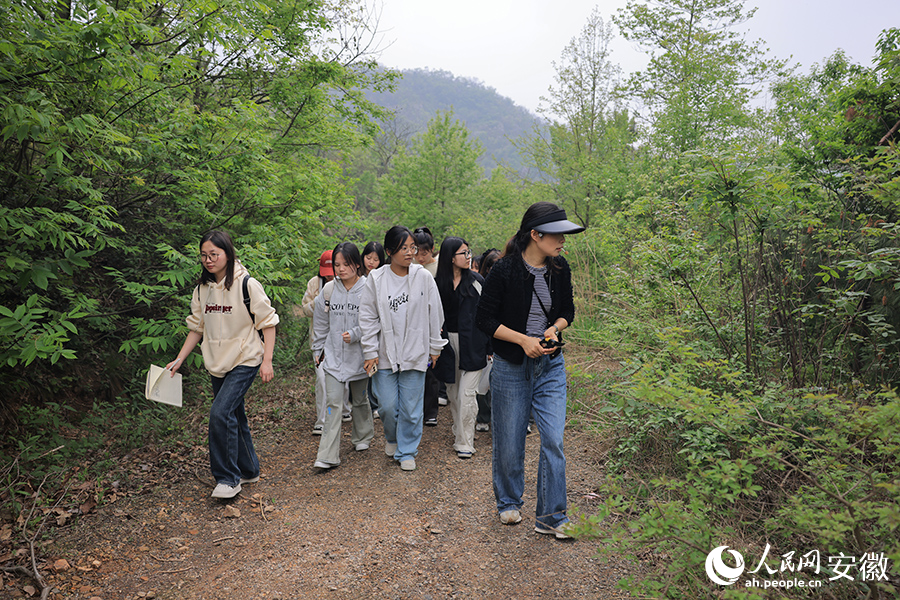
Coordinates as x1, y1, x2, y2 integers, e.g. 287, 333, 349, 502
705, 546, 745, 585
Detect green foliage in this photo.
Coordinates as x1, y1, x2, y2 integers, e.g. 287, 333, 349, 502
0, 0, 392, 408
523, 9, 641, 227
614, 0, 784, 155
590, 333, 899, 598
377, 109, 484, 238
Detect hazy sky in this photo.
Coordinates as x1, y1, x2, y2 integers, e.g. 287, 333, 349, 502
372, 0, 898, 114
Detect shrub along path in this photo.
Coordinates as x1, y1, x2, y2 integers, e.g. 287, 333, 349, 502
35, 365, 637, 599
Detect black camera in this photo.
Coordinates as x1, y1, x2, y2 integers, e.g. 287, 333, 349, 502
540, 337, 565, 358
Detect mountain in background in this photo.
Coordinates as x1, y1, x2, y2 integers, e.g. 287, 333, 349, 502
366, 67, 543, 176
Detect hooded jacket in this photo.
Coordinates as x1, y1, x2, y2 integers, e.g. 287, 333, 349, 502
312, 276, 368, 383
187, 262, 280, 378
359, 263, 446, 373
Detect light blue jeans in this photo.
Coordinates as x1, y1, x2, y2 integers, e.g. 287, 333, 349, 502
491, 353, 569, 529
209, 365, 261, 487
372, 368, 426, 462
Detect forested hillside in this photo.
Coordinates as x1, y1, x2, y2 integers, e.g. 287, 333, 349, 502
364, 67, 542, 176
1, 0, 899, 598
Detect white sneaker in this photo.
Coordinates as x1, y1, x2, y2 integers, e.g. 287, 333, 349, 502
475, 422, 490, 432
342, 414, 352, 422
373, 409, 380, 420
239, 475, 260, 484
499, 510, 522, 525
312, 424, 324, 436
384, 442, 397, 457
355, 442, 370, 451
211, 483, 241, 499
400, 459, 416, 471
437, 396, 448, 406
314, 461, 336, 469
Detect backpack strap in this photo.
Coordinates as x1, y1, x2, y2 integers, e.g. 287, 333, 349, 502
242, 275, 254, 324
241, 275, 264, 341
321, 279, 335, 312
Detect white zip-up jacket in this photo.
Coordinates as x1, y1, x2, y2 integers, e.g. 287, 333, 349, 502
359, 263, 446, 373
186, 262, 279, 378
312, 276, 367, 383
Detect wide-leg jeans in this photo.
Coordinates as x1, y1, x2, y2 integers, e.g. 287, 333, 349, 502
209, 364, 261, 487
490, 352, 569, 529
446, 332, 481, 454
372, 368, 426, 462
316, 374, 374, 465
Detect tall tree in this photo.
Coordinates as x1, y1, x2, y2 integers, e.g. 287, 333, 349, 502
613, 0, 781, 154
377, 109, 483, 238
522, 8, 638, 227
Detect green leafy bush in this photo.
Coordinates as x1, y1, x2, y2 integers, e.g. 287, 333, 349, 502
589, 331, 899, 598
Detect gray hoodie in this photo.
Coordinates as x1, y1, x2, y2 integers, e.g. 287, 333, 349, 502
359, 263, 446, 373
312, 276, 368, 383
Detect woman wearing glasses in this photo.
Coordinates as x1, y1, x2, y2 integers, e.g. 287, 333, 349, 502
167, 230, 279, 499
359, 226, 446, 471
433, 237, 490, 459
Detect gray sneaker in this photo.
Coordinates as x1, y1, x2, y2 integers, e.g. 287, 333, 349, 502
211, 483, 241, 499
400, 459, 416, 471
499, 510, 522, 525
534, 523, 574, 540
384, 442, 398, 457
475, 422, 490, 432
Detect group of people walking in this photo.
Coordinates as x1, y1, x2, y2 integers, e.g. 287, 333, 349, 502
165, 202, 585, 539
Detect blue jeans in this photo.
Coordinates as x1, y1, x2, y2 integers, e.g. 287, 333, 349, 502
372, 369, 426, 462
491, 353, 569, 529
209, 365, 260, 486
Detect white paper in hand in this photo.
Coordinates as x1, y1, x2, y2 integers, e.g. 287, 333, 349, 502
145, 364, 183, 407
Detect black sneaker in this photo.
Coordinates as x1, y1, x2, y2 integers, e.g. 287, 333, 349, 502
424, 417, 437, 427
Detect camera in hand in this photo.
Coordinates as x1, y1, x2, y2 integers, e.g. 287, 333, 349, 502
540, 337, 565, 358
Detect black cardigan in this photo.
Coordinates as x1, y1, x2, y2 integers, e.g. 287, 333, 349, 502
475, 253, 575, 365
434, 270, 491, 383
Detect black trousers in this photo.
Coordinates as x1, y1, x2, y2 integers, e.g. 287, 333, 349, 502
424, 366, 440, 421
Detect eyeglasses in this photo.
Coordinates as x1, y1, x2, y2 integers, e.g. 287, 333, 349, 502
200, 252, 222, 263
454, 249, 472, 258
399, 245, 418, 254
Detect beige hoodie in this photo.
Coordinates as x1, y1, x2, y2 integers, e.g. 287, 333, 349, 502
186, 262, 280, 378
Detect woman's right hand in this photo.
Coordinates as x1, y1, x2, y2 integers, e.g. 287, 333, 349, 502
165, 357, 184, 377
520, 336, 546, 358
364, 358, 379, 376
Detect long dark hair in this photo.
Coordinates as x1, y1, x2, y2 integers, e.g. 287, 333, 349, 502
435, 236, 467, 296
384, 225, 414, 261
199, 229, 237, 289
362, 241, 385, 271
332, 242, 364, 278
503, 202, 563, 270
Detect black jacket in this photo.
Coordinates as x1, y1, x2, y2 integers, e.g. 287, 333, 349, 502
475, 253, 575, 365
434, 270, 491, 383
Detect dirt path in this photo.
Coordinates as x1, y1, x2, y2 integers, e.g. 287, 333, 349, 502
42, 370, 637, 600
